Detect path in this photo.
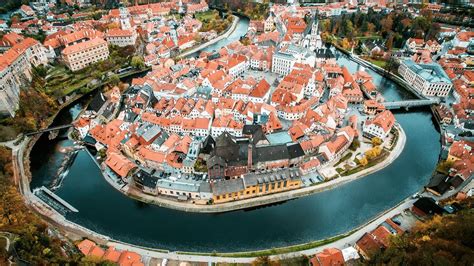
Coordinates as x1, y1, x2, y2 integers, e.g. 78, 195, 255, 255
178, 15, 240, 58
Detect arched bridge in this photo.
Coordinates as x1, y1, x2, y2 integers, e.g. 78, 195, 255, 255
382, 98, 440, 110
25, 124, 73, 136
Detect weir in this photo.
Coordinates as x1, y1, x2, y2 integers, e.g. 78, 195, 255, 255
35, 186, 79, 213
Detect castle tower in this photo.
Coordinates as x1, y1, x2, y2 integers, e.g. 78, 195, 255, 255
119, 6, 131, 30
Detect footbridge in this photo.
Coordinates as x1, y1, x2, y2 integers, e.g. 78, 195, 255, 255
25, 124, 73, 136
382, 98, 440, 110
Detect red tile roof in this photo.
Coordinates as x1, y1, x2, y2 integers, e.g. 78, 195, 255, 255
105, 152, 136, 178
310, 248, 344, 266
62, 37, 107, 56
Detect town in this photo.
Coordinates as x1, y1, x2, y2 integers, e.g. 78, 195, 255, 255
0, 0, 472, 265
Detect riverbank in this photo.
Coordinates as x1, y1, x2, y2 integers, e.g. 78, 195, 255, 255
100, 125, 406, 213
332, 45, 424, 100
178, 15, 240, 58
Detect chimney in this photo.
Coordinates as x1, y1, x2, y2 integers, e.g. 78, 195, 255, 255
247, 140, 253, 170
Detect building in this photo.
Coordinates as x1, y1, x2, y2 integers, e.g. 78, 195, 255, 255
363, 100, 385, 115
105, 28, 137, 47
61, 38, 109, 71
212, 168, 302, 204
272, 45, 314, 76
362, 110, 395, 141
355, 226, 391, 260
446, 140, 474, 163
105, 152, 136, 179
319, 127, 355, 162
227, 54, 249, 78
0, 37, 47, 116
272, 50, 296, 76
310, 248, 344, 266
264, 13, 276, 32
398, 59, 453, 98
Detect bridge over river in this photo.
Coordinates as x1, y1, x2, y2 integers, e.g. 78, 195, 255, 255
382, 98, 440, 110
25, 124, 73, 136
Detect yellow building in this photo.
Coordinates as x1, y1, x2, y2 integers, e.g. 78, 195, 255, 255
212, 169, 302, 204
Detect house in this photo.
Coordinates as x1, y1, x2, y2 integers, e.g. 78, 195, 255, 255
405, 38, 424, 52
105, 152, 136, 179
133, 169, 160, 195
20, 5, 35, 17
319, 127, 355, 163
227, 54, 249, 78
447, 140, 474, 163
412, 197, 446, 216
433, 104, 453, 125
310, 248, 344, 266
0, 37, 48, 117
355, 226, 392, 260
105, 28, 137, 47
453, 31, 474, 48
362, 110, 395, 141
363, 100, 385, 115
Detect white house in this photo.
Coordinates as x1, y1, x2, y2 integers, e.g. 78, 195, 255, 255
362, 110, 395, 141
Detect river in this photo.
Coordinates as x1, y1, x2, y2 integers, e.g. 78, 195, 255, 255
29, 18, 440, 252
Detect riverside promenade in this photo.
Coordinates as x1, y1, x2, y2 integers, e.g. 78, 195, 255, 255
178, 15, 240, 58
112, 125, 406, 213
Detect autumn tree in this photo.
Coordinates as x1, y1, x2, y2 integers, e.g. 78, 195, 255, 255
371, 201, 474, 265
365, 146, 382, 160
371, 137, 382, 146
380, 16, 394, 35
253, 256, 279, 266
359, 156, 369, 166
385, 34, 394, 51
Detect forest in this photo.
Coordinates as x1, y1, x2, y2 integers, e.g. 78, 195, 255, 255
371, 197, 474, 265
320, 9, 441, 50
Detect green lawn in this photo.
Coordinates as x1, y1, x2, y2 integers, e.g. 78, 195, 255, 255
364, 57, 387, 69
195, 10, 219, 21
176, 230, 355, 258
355, 35, 382, 40
334, 152, 353, 167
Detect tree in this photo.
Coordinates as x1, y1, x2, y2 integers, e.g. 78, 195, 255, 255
385, 34, 394, 51
350, 138, 361, 151
131, 56, 145, 69
359, 156, 369, 166
371, 137, 382, 146
253, 256, 278, 266
371, 202, 474, 265
365, 146, 382, 160
367, 22, 376, 34
381, 16, 394, 34
109, 74, 120, 86
340, 38, 352, 50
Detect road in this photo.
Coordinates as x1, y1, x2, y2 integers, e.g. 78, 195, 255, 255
4, 128, 412, 264
178, 15, 240, 58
